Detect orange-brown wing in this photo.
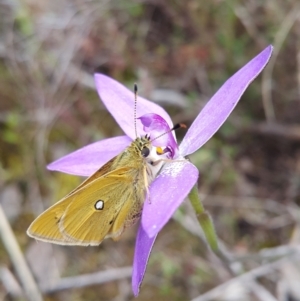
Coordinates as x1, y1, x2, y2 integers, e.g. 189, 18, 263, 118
27, 167, 137, 246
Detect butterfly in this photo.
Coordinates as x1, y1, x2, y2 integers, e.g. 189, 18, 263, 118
27, 85, 175, 246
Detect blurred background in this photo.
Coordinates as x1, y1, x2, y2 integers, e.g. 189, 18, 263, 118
1, 0, 300, 300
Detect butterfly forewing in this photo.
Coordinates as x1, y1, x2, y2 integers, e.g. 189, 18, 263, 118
63, 156, 117, 198
27, 166, 144, 245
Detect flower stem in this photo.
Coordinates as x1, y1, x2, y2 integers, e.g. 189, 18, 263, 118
188, 185, 218, 251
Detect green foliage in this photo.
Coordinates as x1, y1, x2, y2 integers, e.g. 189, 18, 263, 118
14, 6, 33, 36
2, 112, 20, 144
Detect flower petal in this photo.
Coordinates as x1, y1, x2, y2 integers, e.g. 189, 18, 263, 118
94, 74, 173, 139
180, 45, 273, 156
142, 160, 199, 237
139, 113, 178, 158
132, 225, 157, 296
47, 136, 131, 176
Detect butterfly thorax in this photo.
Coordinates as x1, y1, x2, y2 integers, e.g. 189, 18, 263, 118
111, 136, 165, 186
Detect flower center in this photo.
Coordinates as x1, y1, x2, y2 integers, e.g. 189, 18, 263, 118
144, 145, 168, 183
139, 113, 179, 159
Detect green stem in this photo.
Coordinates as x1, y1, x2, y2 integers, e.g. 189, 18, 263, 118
188, 185, 218, 251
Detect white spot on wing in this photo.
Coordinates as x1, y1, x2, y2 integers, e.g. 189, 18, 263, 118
95, 200, 104, 210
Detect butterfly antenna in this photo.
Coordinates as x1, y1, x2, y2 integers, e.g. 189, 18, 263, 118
134, 83, 138, 138
151, 123, 187, 142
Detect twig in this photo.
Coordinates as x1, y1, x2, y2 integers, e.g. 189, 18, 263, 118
261, 5, 300, 122
243, 122, 300, 141
0, 205, 43, 301
249, 281, 278, 301
41, 267, 132, 293
296, 19, 300, 98
0, 266, 23, 298
236, 244, 297, 262
201, 194, 288, 215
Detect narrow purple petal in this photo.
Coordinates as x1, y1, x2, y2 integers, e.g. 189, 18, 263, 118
47, 136, 131, 176
180, 45, 273, 156
132, 225, 157, 296
142, 160, 199, 237
139, 113, 178, 158
94, 74, 173, 139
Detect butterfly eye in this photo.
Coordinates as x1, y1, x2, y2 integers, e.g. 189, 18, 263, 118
141, 147, 150, 157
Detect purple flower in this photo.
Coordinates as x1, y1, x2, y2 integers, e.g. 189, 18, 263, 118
48, 45, 273, 295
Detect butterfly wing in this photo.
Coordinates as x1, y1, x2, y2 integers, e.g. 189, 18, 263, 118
27, 166, 142, 246
27, 192, 72, 243
64, 156, 117, 197
60, 169, 137, 245
27, 157, 116, 244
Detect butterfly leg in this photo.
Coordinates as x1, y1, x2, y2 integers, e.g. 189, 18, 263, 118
143, 166, 151, 204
